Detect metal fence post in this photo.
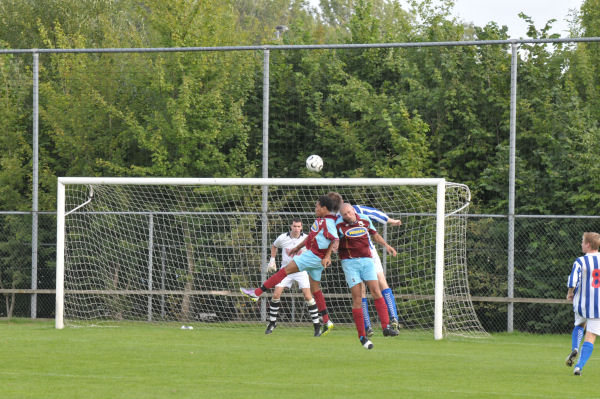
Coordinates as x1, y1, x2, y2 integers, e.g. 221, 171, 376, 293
507, 41, 518, 333
31, 51, 39, 319
260, 48, 270, 322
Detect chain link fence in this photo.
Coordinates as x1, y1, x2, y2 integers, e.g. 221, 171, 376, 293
468, 215, 600, 333
0, 212, 56, 319
1, 211, 596, 333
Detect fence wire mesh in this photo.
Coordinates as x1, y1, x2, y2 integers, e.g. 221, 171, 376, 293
2, 212, 598, 333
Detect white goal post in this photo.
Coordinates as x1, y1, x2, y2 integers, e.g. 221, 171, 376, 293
55, 177, 486, 339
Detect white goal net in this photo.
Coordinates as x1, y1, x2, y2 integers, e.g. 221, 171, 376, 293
56, 177, 486, 338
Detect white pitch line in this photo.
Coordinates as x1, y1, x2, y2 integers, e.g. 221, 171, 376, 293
0, 370, 144, 381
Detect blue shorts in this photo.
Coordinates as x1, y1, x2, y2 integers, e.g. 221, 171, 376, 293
341, 258, 377, 288
293, 250, 324, 282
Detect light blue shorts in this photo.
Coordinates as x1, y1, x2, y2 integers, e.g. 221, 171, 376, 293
293, 250, 324, 282
341, 258, 377, 288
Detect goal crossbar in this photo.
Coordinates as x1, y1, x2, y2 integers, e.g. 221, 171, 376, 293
57, 177, 446, 186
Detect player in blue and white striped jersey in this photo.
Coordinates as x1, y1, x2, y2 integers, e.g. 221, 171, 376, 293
565, 236, 589, 368
566, 232, 600, 375
327, 192, 403, 335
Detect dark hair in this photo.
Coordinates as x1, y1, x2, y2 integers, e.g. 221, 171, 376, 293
317, 195, 334, 212
326, 191, 343, 212
291, 217, 302, 224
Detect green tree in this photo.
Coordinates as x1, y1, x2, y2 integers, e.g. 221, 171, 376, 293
580, 0, 600, 118
0, 50, 31, 211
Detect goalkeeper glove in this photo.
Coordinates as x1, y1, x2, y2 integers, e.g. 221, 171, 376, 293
267, 257, 277, 273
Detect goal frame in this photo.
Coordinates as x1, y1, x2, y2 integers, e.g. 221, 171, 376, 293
56, 177, 448, 339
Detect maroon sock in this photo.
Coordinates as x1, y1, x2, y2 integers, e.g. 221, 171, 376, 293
352, 308, 366, 338
255, 268, 288, 296
374, 297, 390, 328
313, 290, 329, 323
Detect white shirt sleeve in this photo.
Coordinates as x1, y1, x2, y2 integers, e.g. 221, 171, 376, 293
568, 258, 582, 288
353, 205, 389, 224
272, 233, 286, 249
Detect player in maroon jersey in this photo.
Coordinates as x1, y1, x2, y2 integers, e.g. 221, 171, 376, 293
336, 203, 398, 349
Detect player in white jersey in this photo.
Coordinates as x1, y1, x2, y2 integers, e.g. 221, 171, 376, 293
566, 232, 600, 375
327, 192, 402, 336
264, 218, 321, 336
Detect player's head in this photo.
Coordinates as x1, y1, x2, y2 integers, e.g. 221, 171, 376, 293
582, 232, 600, 253
326, 191, 344, 213
290, 218, 302, 237
315, 195, 334, 217
340, 203, 356, 223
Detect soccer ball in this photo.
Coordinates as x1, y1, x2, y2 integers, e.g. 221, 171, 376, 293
306, 155, 323, 172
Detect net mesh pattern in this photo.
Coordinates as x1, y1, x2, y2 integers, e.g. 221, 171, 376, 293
61, 181, 486, 337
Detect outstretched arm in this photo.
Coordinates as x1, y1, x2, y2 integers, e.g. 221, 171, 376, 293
371, 232, 397, 256
386, 218, 402, 226
354, 205, 401, 226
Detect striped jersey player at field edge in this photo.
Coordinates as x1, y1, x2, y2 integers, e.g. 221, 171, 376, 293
566, 231, 600, 376
240, 195, 339, 336
327, 191, 403, 337
263, 218, 321, 336
336, 203, 399, 349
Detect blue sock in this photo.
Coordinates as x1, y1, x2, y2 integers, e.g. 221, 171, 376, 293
576, 342, 594, 369
362, 298, 372, 330
382, 288, 399, 320
572, 325, 585, 351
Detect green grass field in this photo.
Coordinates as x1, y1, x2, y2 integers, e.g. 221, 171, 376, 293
1, 319, 598, 398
